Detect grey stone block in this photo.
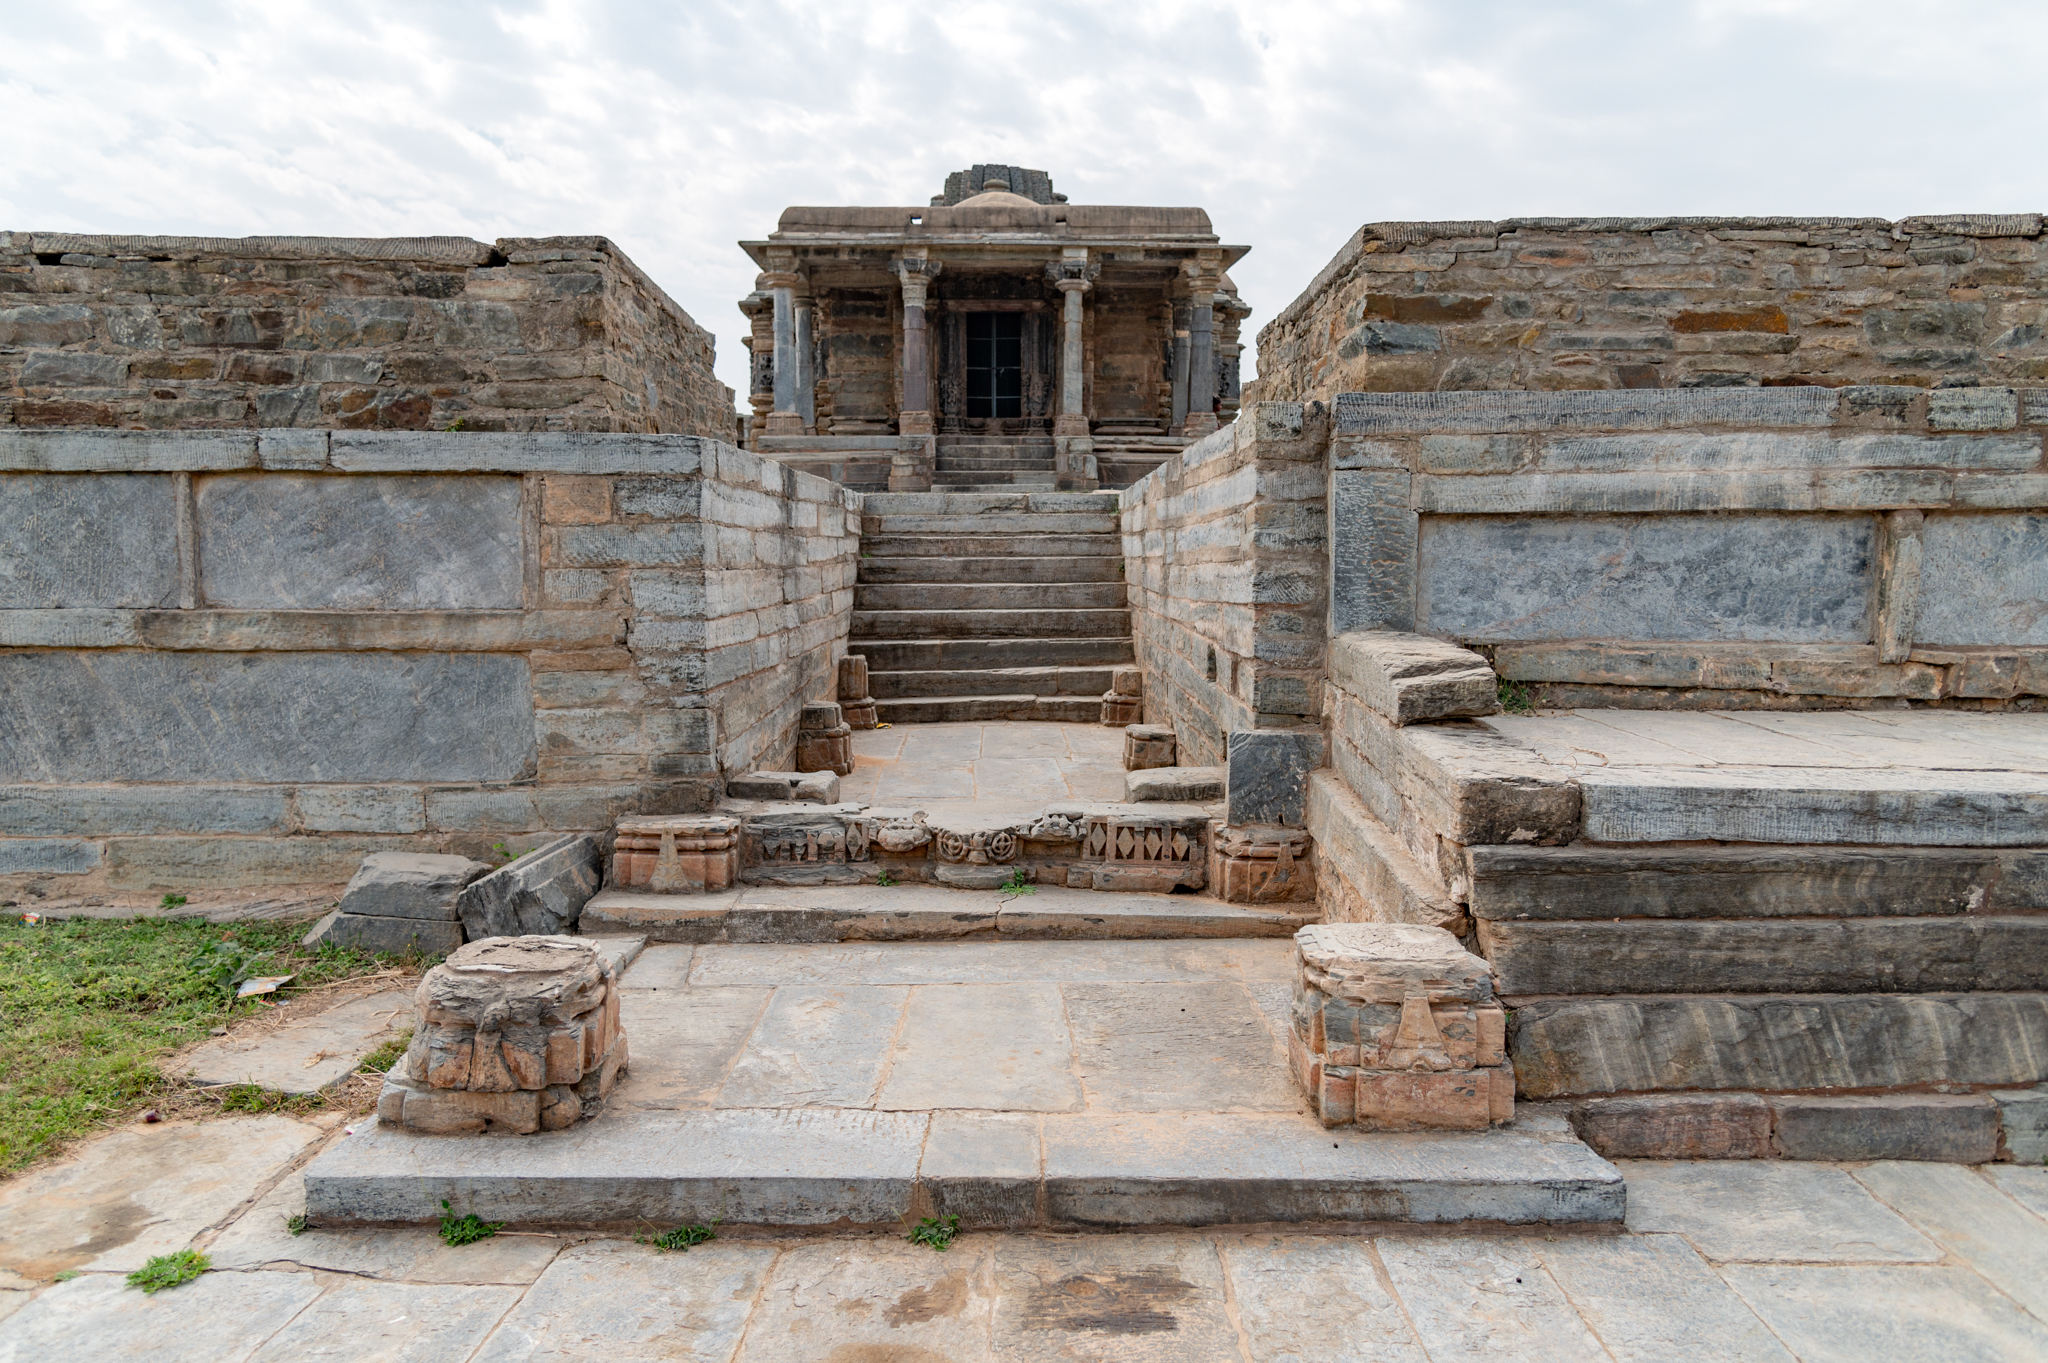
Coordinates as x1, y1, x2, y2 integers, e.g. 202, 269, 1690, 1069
0, 608, 143, 647
1771, 1094, 2001, 1163
1334, 387, 1837, 435
330, 434, 708, 476
1918, 512, 2048, 646
727, 771, 839, 803
0, 429, 258, 472
1992, 1084, 2048, 1162
0, 473, 180, 608
1330, 631, 1498, 725
0, 838, 101, 874
1329, 469, 1416, 633
0, 784, 291, 835
1417, 513, 1874, 643
1927, 387, 2019, 431
0, 652, 534, 783
256, 429, 330, 470
302, 908, 465, 956
1577, 765, 2048, 847
455, 833, 601, 938
196, 474, 523, 609
338, 851, 491, 921
552, 523, 705, 568
1226, 728, 1326, 827
295, 786, 427, 834
1125, 767, 1224, 802
1571, 1093, 1773, 1159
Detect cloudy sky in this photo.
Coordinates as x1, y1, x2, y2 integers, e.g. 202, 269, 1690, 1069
6, 1, 2045, 402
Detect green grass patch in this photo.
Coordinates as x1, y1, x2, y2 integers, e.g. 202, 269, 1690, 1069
358, 1028, 413, 1076
1497, 677, 1537, 715
439, 1201, 505, 1247
907, 1215, 959, 1251
127, 1249, 208, 1293
0, 914, 418, 1174
638, 1220, 718, 1252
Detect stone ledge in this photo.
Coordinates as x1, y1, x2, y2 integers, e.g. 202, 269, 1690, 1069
1563, 1090, 2013, 1163
1330, 631, 1498, 725
1489, 640, 2048, 700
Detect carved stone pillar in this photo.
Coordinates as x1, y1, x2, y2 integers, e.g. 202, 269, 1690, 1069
1170, 297, 1193, 435
1184, 251, 1224, 438
763, 259, 804, 436
794, 290, 816, 434
738, 289, 775, 446
1045, 250, 1101, 490
894, 254, 942, 437
1216, 286, 1253, 427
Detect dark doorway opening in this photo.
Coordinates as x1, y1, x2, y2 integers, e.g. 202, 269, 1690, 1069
965, 312, 1023, 418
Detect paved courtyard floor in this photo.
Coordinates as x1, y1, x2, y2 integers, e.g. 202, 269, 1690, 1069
842, 720, 1133, 816
1, 1109, 2045, 1360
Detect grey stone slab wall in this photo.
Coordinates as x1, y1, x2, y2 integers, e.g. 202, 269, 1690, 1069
1918, 513, 2048, 646
0, 232, 734, 439
0, 429, 857, 895
1256, 214, 2048, 403
1119, 403, 1328, 766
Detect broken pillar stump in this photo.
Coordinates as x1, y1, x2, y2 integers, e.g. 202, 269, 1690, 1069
378, 936, 627, 1134
1210, 825, 1316, 904
612, 814, 740, 893
1289, 922, 1512, 1131
838, 656, 878, 730
1123, 723, 1176, 771
1101, 666, 1143, 726
796, 702, 855, 776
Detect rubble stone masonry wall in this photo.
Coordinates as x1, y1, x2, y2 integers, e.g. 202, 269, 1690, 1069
0, 233, 734, 439
1120, 403, 1329, 765
1255, 214, 2048, 403
0, 428, 857, 896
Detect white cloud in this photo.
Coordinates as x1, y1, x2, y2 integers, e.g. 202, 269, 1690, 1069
6, 0, 2045, 401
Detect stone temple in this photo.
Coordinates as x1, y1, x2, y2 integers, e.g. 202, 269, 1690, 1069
737, 165, 1250, 491
5, 194, 2048, 1232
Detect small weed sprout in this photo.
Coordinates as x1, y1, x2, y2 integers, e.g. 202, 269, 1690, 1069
127, 1249, 208, 1293
874, 869, 897, 887
439, 1200, 505, 1247
358, 1028, 413, 1075
491, 843, 536, 863
444, 417, 468, 432
998, 867, 1035, 895
53, 1270, 80, 1283
286, 1212, 310, 1236
638, 1219, 718, 1252
1496, 678, 1536, 715
160, 893, 188, 910
907, 1215, 959, 1251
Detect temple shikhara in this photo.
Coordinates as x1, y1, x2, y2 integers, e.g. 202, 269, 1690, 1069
735, 164, 1250, 490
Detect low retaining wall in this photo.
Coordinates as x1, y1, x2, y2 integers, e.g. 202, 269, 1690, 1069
0, 428, 857, 895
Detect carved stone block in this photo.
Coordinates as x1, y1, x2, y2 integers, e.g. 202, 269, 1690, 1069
1290, 922, 1510, 1130
1073, 810, 1207, 891
838, 656, 878, 730
379, 936, 627, 1135
796, 727, 855, 776
1123, 724, 1177, 771
742, 806, 873, 886
1210, 824, 1316, 904
1101, 693, 1142, 726
612, 815, 740, 894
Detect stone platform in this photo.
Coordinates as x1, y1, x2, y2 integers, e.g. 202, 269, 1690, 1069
304, 938, 1622, 1228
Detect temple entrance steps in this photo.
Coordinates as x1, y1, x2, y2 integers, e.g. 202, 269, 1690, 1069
933, 433, 1057, 490
1092, 431, 1189, 489
852, 493, 1132, 724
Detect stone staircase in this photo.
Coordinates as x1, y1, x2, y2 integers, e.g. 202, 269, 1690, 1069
932, 433, 1057, 490
852, 491, 1133, 723
1092, 432, 1189, 489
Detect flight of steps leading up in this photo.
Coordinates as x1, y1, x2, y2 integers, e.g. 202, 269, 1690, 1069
932, 433, 1057, 490
852, 491, 1133, 723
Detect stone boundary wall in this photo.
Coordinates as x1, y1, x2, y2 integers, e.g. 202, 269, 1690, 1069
1119, 403, 1327, 765
1255, 214, 2048, 402
1331, 387, 2048, 708
0, 429, 857, 897
0, 232, 734, 439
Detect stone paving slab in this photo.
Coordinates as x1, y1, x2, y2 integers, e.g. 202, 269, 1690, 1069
1852, 1160, 2048, 1320
1377, 1236, 1612, 1362
1618, 1160, 1941, 1263
1720, 1262, 2048, 1361
211, 1176, 561, 1282
0, 1269, 324, 1363
178, 989, 414, 1094
683, 939, 1296, 987
469, 1239, 772, 1363
245, 1278, 521, 1362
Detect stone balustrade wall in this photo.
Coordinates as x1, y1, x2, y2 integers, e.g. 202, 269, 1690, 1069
1255, 214, 2048, 404
0, 428, 857, 896
0, 232, 735, 439
1118, 403, 1329, 766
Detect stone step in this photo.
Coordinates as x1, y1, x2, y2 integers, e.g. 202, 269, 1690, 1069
1553, 1089, 2019, 1163
929, 477, 1060, 490
305, 1109, 1623, 1229
874, 693, 1103, 723
862, 513, 1120, 536
1577, 765, 2048, 846
854, 583, 1128, 612
858, 556, 1125, 585
1480, 915, 2048, 996
851, 608, 1132, 640
1508, 991, 2048, 1099
1467, 844, 2048, 921
581, 883, 1307, 942
860, 533, 1122, 559
849, 636, 1137, 671
868, 665, 1113, 698
928, 483, 1064, 493
935, 456, 1059, 470
862, 492, 1117, 515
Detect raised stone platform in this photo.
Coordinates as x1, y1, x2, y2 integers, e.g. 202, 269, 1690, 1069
303, 937, 1622, 1228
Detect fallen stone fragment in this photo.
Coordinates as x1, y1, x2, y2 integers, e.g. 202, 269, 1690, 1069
1123, 724, 1176, 771
454, 834, 601, 940
1330, 630, 1500, 725
1124, 766, 1223, 802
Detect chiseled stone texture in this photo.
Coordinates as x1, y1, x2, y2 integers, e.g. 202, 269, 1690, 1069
196, 473, 524, 609
0, 472, 179, 607
1329, 629, 1498, 725
0, 231, 733, 437
1226, 726, 1327, 827
1260, 215, 2048, 401
1917, 511, 2048, 645
455, 834, 602, 938
0, 651, 535, 783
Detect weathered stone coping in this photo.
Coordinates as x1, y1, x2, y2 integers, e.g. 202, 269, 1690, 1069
0, 428, 743, 475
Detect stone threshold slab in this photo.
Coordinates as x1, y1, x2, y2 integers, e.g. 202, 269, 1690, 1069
302, 1107, 1623, 1229
580, 884, 1312, 943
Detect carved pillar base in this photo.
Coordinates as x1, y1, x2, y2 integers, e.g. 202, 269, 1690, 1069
838, 656, 878, 730
796, 702, 855, 776
890, 435, 934, 491
1053, 413, 1089, 437
1183, 411, 1219, 438
1054, 436, 1098, 491
613, 815, 741, 894
899, 410, 935, 436
1101, 665, 1142, 725
1209, 824, 1316, 904
765, 412, 805, 435
1123, 723, 1176, 770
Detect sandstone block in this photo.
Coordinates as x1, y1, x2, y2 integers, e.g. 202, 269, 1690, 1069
1124, 767, 1224, 802
612, 814, 739, 893
454, 834, 601, 939
1123, 724, 1177, 771
1226, 728, 1326, 827
337, 851, 492, 921
1209, 825, 1315, 904
1296, 922, 1493, 1006
1112, 666, 1143, 697
795, 726, 854, 776
1570, 1094, 1774, 1159
1330, 631, 1500, 725
1770, 1094, 2000, 1163
1101, 692, 1143, 726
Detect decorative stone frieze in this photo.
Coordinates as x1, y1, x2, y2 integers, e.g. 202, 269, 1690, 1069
1102, 667, 1143, 726
1210, 824, 1316, 905
796, 701, 855, 776
1288, 923, 1512, 1131
612, 814, 740, 894
1073, 810, 1208, 891
838, 656, 878, 729
1123, 723, 1177, 771
378, 936, 627, 1135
